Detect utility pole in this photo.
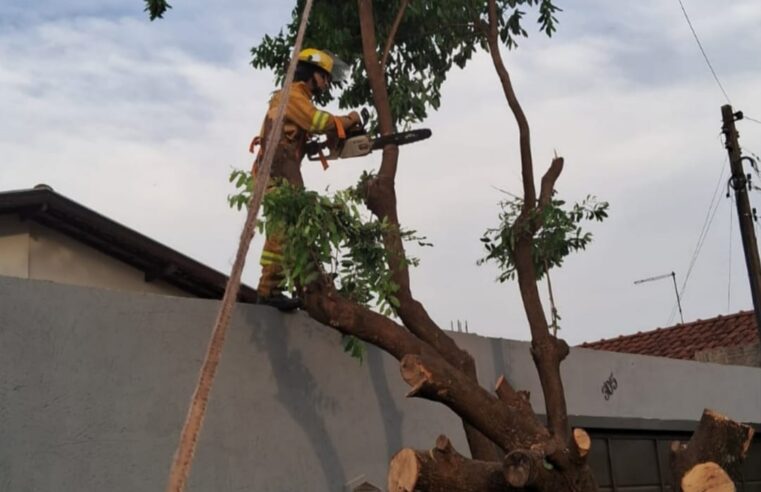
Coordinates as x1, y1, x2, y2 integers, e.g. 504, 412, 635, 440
721, 104, 761, 341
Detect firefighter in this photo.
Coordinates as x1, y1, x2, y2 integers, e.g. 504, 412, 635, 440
255, 48, 361, 311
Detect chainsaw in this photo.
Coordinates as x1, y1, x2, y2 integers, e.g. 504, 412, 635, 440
305, 108, 431, 163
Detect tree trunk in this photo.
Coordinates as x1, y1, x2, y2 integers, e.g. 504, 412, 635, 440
356, 0, 499, 462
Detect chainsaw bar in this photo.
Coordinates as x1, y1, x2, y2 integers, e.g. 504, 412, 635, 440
371, 129, 432, 150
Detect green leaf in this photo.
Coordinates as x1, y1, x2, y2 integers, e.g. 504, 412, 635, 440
143, 0, 171, 20
479, 192, 610, 281
250, 0, 561, 127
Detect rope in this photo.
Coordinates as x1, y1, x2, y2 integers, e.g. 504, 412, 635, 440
164, 1, 315, 490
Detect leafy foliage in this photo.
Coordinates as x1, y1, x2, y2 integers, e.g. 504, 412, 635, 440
342, 334, 367, 363
250, 0, 560, 127
143, 0, 171, 20
228, 170, 431, 360
479, 194, 609, 282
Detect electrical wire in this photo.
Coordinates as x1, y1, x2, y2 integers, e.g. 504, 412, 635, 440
727, 198, 733, 311
745, 115, 761, 125
667, 157, 728, 324
675, 0, 732, 104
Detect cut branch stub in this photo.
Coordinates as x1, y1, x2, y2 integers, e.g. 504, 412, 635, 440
681, 462, 734, 492
538, 157, 564, 211
504, 450, 534, 487
573, 428, 591, 459
400, 355, 435, 398
495, 375, 533, 416
388, 435, 507, 492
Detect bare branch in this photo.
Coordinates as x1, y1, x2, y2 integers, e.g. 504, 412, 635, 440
485, 0, 536, 207
380, 0, 410, 73
358, 0, 396, 139
483, 0, 570, 445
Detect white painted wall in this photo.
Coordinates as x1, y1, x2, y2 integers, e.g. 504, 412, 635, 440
0, 216, 30, 278
0, 276, 758, 491
0, 215, 189, 297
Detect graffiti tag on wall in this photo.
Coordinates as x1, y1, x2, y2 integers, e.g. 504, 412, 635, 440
602, 372, 618, 401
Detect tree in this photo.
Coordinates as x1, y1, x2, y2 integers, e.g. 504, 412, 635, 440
247, 1, 603, 489
148, 0, 755, 489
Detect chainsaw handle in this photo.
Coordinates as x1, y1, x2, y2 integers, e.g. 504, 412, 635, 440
360, 107, 370, 127
305, 140, 328, 161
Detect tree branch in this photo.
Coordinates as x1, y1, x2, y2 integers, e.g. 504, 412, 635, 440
358, 0, 396, 141
484, 0, 570, 444
302, 277, 420, 360
400, 353, 552, 453
380, 0, 410, 73
304, 278, 504, 459
357, 0, 499, 460
485, 0, 535, 208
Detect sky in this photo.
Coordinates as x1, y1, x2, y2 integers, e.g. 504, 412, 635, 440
2, 0, 761, 345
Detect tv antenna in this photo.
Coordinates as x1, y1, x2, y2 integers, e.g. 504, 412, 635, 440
634, 271, 684, 324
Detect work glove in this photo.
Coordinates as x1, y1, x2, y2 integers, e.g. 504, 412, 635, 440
347, 111, 361, 128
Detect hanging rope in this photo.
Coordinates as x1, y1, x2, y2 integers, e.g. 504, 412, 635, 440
164, 1, 315, 490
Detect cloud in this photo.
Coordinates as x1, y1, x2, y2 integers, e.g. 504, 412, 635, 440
2, 0, 761, 346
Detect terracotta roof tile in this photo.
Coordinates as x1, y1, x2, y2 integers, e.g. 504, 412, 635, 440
579, 310, 760, 360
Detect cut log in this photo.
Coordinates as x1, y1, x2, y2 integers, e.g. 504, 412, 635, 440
681, 462, 734, 492
671, 409, 755, 489
387, 435, 508, 492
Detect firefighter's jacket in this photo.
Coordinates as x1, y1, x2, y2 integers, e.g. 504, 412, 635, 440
256, 81, 337, 187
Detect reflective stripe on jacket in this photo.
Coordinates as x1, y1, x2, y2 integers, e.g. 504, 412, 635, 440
256, 82, 336, 187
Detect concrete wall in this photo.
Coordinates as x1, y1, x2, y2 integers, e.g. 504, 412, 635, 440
1, 275, 759, 491
0, 216, 29, 278
0, 215, 189, 297
695, 342, 761, 367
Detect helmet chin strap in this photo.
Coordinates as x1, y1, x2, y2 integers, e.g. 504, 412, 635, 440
309, 73, 327, 96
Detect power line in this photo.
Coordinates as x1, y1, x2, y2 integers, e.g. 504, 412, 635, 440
675, 0, 732, 104
745, 115, 761, 125
668, 157, 728, 324
727, 197, 733, 312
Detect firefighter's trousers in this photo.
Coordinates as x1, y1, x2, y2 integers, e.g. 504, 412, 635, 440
257, 226, 285, 298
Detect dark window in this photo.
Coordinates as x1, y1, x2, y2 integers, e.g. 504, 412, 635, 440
589, 438, 612, 487
609, 439, 661, 486
742, 441, 761, 481
586, 429, 760, 491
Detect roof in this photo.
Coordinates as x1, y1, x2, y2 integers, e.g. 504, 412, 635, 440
580, 310, 760, 360
0, 185, 258, 303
